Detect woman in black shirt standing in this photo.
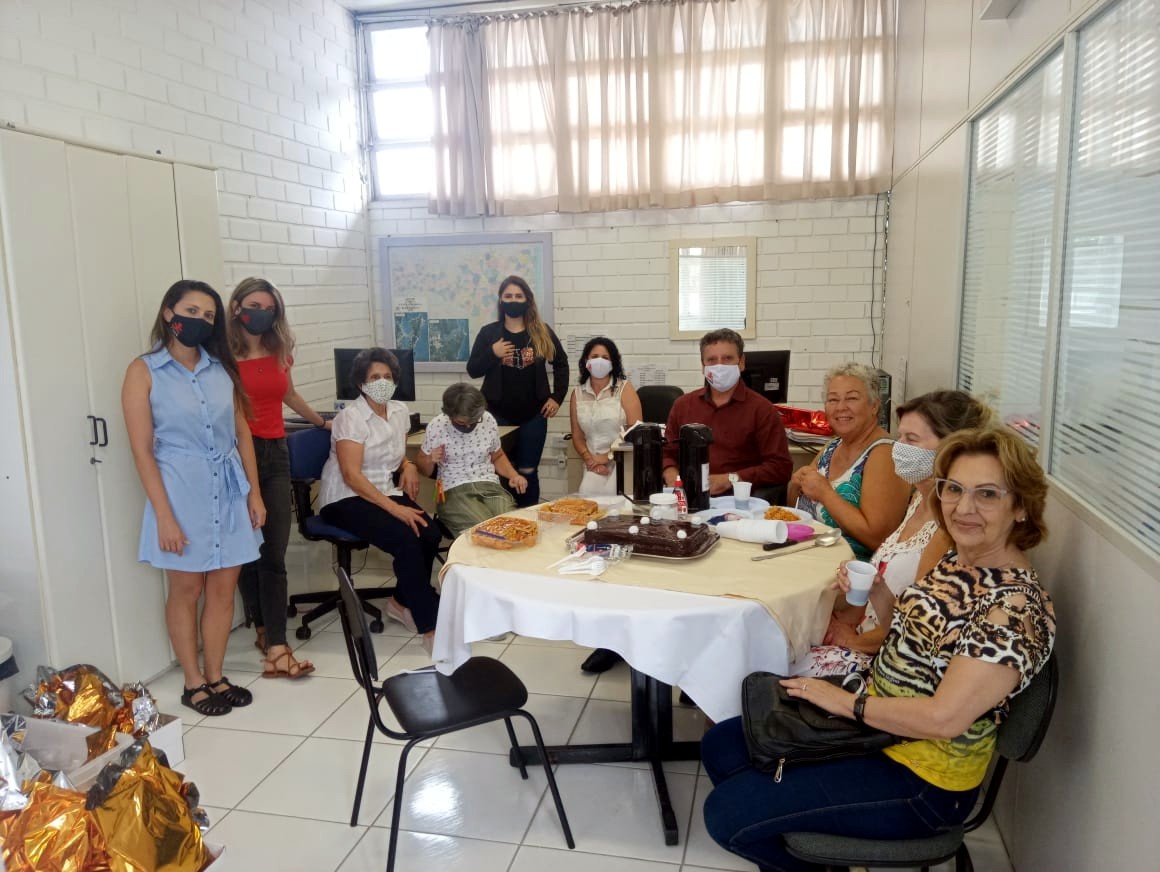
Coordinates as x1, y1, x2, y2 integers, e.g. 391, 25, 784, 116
466, 275, 568, 507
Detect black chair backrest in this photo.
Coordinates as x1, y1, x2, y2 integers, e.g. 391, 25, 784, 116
638, 384, 684, 424
997, 653, 1058, 763
334, 567, 407, 739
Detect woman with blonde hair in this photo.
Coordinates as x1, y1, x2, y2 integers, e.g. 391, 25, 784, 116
466, 275, 568, 506
789, 362, 911, 559
227, 277, 330, 679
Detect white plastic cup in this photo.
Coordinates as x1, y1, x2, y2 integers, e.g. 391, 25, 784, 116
733, 480, 752, 509
845, 560, 877, 607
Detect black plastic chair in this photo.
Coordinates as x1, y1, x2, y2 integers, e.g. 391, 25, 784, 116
332, 567, 575, 872
286, 427, 391, 639
783, 654, 1059, 872
637, 384, 685, 424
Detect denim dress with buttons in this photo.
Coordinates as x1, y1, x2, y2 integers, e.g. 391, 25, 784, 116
137, 346, 262, 572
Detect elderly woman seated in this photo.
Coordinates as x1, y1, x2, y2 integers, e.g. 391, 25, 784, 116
415, 383, 527, 538
319, 348, 442, 652
703, 426, 1055, 871
789, 362, 911, 560
794, 389, 995, 677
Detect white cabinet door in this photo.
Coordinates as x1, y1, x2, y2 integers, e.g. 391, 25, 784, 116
126, 158, 181, 350
0, 130, 117, 671
173, 164, 224, 291
66, 145, 172, 684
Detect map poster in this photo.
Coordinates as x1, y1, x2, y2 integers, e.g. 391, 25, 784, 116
379, 233, 554, 372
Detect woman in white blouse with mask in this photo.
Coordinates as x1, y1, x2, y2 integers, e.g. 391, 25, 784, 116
319, 348, 442, 652
569, 337, 642, 496
794, 390, 995, 677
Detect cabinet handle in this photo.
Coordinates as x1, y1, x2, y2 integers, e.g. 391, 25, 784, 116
97, 417, 109, 447
87, 414, 99, 446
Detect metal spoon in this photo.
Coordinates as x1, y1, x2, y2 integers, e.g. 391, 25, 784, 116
750, 527, 844, 561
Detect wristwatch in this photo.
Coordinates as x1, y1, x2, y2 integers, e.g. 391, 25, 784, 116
853, 691, 869, 725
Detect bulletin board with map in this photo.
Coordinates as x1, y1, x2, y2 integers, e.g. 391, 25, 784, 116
379, 233, 554, 372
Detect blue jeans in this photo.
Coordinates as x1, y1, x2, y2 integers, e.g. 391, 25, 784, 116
493, 412, 547, 507
701, 718, 978, 872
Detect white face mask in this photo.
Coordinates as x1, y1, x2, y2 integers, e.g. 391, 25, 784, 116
703, 364, 741, 392
892, 441, 937, 485
586, 357, 613, 379
363, 379, 396, 405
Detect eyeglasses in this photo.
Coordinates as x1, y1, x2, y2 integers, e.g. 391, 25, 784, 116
934, 479, 1011, 507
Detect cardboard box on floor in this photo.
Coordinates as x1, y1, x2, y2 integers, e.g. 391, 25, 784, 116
147, 713, 184, 767
21, 712, 184, 776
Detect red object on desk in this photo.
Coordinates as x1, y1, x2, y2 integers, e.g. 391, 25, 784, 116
774, 405, 834, 436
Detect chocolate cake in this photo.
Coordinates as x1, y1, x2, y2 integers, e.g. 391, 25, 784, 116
579, 515, 717, 558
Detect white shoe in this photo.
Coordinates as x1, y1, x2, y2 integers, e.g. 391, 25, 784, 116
384, 599, 418, 634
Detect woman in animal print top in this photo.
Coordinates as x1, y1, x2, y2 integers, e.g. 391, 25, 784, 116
701, 427, 1055, 871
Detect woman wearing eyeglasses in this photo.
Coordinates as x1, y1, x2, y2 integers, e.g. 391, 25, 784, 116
794, 390, 995, 677
414, 383, 526, 538
701, 426, 1055, 872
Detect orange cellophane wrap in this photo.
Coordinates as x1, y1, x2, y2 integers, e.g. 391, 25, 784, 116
33, 668, 127, 757
0, 776, 112, 871
90, 743, 208, 872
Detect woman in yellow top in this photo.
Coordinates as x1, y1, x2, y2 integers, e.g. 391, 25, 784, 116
701, 426, 1055, 871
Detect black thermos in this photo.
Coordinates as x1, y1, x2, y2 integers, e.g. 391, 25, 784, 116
626, 423, 665, 501
678, 423, 714, 512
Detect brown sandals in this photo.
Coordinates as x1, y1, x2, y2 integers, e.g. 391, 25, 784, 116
261, 650, 316, 680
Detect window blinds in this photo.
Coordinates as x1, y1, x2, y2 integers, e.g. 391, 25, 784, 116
1050, 0, 1160, 553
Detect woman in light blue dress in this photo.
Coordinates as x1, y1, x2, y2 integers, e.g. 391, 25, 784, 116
122, 280, 265, 717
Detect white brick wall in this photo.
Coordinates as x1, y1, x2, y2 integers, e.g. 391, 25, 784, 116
0, 0, 369, 403
369, 196, 886, 497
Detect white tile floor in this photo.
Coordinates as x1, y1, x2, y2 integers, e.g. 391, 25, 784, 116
154, 551, 1015, 872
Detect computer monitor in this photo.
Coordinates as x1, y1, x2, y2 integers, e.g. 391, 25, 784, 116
742, 350, 791, 405
334, 348, 416, 403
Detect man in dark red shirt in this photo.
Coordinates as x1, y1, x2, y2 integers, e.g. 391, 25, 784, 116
662, 328, 793, 496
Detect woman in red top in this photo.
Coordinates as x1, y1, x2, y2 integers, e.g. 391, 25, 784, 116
228, 277, 329, 678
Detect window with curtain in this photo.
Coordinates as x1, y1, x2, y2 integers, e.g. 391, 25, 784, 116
425, 0, 894, 216
957, 0, 1160, 557
365, 25, 434, 198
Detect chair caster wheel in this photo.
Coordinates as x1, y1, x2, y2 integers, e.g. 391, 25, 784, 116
286, 605, 297, 618
369, 619, 384, 634
295, 625, 312, 640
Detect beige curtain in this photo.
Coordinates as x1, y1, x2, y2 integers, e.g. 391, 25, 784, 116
429, 0, 895, 216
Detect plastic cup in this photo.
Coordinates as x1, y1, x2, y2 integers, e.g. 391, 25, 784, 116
845, 560, 877, 606
733, 480, 752, 509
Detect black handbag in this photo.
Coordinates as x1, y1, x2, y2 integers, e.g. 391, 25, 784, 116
741, 671, 897, 782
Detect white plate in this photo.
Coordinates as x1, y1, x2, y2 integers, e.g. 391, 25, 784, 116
765, 505, 815, 522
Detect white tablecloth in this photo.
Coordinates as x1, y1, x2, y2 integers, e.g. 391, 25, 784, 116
433, 564, 799, 723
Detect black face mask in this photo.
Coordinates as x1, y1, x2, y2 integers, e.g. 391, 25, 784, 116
451, 420, 480, 434
169, 314, 215, 348
238, 308, 276, 335
501, 301, 529, 318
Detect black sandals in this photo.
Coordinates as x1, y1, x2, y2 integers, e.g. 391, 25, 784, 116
182, 684, 232, 717
207, 676, 253, 707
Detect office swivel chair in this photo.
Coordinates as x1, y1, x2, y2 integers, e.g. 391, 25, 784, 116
333, 566, 575, 872
637, 384, 685, 424
783, 655, 1059, 872
285, 427, 393, 639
